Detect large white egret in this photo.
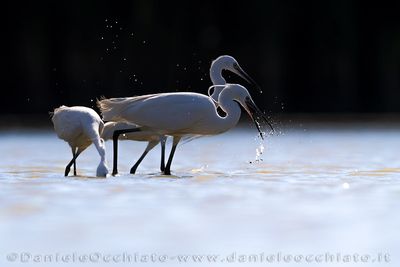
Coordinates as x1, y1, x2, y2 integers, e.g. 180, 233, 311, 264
102, 55, 262, 174
51, 106, 109, 177
98, 84, 272, 175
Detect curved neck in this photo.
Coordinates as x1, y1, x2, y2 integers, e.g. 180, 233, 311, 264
211, 92, 241, 133
210, 60, 226, 86
210, 61, 227, 102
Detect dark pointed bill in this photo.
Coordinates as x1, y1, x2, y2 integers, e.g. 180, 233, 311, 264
245, 98, 274, 139
234, 64, 263, 94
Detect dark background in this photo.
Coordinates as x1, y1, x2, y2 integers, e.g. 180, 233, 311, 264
3, 0, 400, 115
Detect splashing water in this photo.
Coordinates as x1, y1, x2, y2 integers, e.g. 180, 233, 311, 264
255, 143, 264, 163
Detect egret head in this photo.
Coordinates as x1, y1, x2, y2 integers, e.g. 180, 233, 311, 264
223, 84, 274, 139
211, 55, 262, 93
96, 161, 109, 177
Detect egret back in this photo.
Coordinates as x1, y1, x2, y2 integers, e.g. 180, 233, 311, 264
98, 94, 156, 122
51, 106, 103, 147
109, 93, 216, 133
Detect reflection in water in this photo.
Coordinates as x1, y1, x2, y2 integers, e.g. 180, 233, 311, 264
0, 126, 399, 266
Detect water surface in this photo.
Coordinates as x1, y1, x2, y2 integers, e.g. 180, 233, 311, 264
0, 125, 399, 266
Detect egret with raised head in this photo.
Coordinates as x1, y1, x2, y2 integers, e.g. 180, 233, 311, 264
98, 84, 272, 175
102, 55, 261, 174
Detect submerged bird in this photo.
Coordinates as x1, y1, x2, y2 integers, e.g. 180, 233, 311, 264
98, 84, 272, 175
102, 55, 260, 174
51, 106, 109, 177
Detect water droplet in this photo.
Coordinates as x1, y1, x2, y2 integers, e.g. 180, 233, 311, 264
123, 58, 127, 61
105, 19, 108, 22
100, 36, 104, 40
176, 63, 180, 67
342, 182, 350, 189
200, 78, 203, 81
142, 40, 146, 44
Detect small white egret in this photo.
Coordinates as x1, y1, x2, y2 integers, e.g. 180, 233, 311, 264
101, 121, 166, 174
98, 84, 272, 175
101, 55, 261, 175
208, 55, 262, 101
51, 106, 109, 177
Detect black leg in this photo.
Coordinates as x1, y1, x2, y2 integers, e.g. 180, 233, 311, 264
73, 151, 77, 176
112, 127, 142, 176
164, 136, 181, 175
160, 137, 166, 172
65, 148, 81, 176
130, 141, 158, 174
130, 150, 150, 174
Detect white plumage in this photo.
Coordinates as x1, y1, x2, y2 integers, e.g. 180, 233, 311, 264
51, 106, 109, 177
99, 55, 258, 174
98, 84, 271, 175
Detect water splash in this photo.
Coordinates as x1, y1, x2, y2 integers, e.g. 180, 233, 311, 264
249, 132, 266, 164
255, 143, 264, 162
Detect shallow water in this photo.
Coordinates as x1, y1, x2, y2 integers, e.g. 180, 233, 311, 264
0, 125, 399, 266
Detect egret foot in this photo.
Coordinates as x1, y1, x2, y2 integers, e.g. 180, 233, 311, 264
130, 166, 138, 174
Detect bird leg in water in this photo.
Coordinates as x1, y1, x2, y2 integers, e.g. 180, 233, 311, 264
160, 136, 166, 172
164, 136, 181, 175
130, 140, 159, 174
112, 127, 142, 176
65, 148, 82, 176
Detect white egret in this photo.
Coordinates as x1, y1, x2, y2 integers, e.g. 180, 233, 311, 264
98, 84, 272, 175
102, 55, 261, 174
51, 106, 109, 177
208, 55, 262, 101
